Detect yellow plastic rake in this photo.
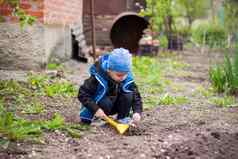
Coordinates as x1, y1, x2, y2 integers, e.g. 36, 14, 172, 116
104, 116, 129, 134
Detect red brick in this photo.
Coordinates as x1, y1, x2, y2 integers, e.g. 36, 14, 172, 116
0, 8, 12, 16
26, 10, 44, 18
20, 3, 32, 10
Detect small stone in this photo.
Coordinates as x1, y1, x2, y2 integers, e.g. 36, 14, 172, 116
168, 135, 173, 139
140, 153, 146, 158
160, 149, 166, 153
32, 151, 36, 156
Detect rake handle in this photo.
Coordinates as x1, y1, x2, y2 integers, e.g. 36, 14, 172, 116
104, 116, 118, 128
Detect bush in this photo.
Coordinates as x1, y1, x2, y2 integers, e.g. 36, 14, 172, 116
209, 46, 238, 94
192, 23, 227, 48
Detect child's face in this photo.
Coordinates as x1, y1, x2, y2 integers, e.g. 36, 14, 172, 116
108, 70, 128, 82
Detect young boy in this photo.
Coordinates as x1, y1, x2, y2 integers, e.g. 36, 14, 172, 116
78, 48, 143, 125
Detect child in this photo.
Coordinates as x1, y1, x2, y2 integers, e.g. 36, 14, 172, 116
78, 48, 143, 125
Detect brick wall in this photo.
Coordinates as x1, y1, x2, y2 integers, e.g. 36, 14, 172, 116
44, 0, 82, 25
0, 0, 84, 70
0, 0, 82, 25
0, 0, 44, 22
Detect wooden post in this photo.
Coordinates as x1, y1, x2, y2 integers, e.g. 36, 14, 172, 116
151, 0, 155, 54
90, 0, 96, 61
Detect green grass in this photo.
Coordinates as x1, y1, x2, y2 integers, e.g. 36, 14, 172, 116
170, 83, 185, 92
21, 99, 45, 114
0, 76, 83, 145
209, 64, 226, 93
143, 95, 160, 109
47, 63, 63, 70
133, 56, 162, 85
192, 85, 214, 98
28, 74, 77, 97
208, 96, 237, 107
158, 93, 189, 105
158, 51, 177, 58
133, 56, 164, 109
132, 55, 191, 109
0, 102, 88, 142
0, 75, 76, 116
209, 47, 238, 95
45, 81, 76, 97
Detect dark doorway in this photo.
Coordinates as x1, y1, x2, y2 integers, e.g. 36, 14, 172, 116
71, 32, 88, 63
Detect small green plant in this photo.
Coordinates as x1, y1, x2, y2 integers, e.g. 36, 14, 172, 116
1, 0, 36, 28
159, 93, 189, 105
41, 113, 65, 130
0, 104, 42, 141
209, 96, 237, 107
28, 74, 49, 92
192, 85, 214, 97
159, 93, 176, 105
209, 64, 226, 93
209, 47, 238, 94
175, 96, 190, 105
0, 80, 31, 97
0, 106, 87, 142
21, 100, 45, 114
45, 81, 77, 97
47, 63, 63, 70
28, 74, 77, 97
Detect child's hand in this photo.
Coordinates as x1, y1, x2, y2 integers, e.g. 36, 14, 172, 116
95, 108, 107, 119
132, 113, 141, 122
130, 113, 141, 127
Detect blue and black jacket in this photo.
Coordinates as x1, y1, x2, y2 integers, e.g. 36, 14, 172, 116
78, 54, 143, 121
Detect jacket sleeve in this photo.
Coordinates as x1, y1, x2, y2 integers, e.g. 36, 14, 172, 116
78, 76, 100, 114
130, 82, 143, 114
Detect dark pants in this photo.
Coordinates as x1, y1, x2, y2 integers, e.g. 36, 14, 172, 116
98, 93, 133, 119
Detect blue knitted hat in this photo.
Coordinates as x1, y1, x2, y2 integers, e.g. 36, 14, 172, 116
108, 48, 132, 73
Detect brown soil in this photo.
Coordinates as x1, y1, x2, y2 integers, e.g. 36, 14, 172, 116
1, 49, 238, 159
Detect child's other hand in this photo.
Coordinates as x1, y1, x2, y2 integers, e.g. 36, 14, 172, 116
130, 113, 141, 127
132, 113, 141, 122
95, 108, 107, 119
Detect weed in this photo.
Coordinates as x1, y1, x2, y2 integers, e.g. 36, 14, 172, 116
159, 93, 189, 105
192, 85, 214, 97
0, 107, 87, 142
21, 99, 45, 114
209, 47, 238, 95
45, 80, 77, 97
28, 74, 77, 97
47, 63, 63, 70
208, 96, 237, 107
143, 95, 160, 109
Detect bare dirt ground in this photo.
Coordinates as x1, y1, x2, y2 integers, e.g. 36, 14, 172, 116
1, 49, 238, 159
